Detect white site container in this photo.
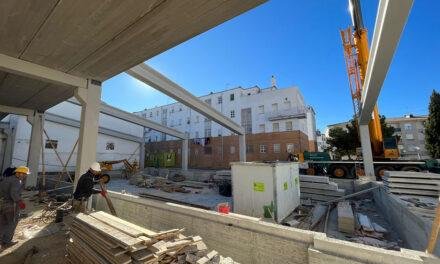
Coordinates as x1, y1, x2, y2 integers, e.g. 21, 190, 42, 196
231, 162, 300, 223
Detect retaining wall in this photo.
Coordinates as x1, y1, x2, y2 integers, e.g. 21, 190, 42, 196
373, 184, 440, 256
94, 192, 436, 264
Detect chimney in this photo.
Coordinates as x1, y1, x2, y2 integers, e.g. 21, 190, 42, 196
271, 75, 277, 88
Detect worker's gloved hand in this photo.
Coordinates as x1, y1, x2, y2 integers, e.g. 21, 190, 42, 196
18, 200, 26, 210
100, 190, 107, 197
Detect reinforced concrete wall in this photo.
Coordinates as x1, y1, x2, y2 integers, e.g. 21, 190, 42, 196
94, 192, 435, 264
373, 184, 440, 256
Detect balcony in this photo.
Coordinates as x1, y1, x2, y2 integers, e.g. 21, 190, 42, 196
266, 108, 306, 121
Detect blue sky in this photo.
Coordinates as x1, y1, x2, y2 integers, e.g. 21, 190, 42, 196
102, 0, 440, 131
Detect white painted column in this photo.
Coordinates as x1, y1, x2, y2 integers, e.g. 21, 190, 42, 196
26, 112, 43, 188
182, 139, 188, 171
239, 134, 246, 162
2, 128, 14, 171
359, 125, 375, 179
74, 80, 102, 187
139, 142, 145, 170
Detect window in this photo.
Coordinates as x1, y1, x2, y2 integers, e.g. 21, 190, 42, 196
260, 144, 267, 153
273, 122, 280, 132
195, 116, 199, 123
405, 133, 414, 140
272, 103, 278, 112
205, 99, 211, 105
230, 110, 235, 118
246, 144, 254, 153
259, 124, 265, 133
284, 101, 291, 110
230, 93, 235, 101
171, 107, 174, 113
273, 144, 281, 153
149, 112, 153, 118
230, 146, 236, 154
156, 111, 159, 116
195, 131, 199, 138
404, 123, 413, 131
205, 128, 211, 137
45, 140, 58, 149
286, 143, 294, 153
179, 107, 182, 112
218, 96, 223, 104
258, 105, 264, 114
218, 129, 222, 137
178, 119, 182, 126
106, 142, 115, 150
186, 117, 190, 124
204, 146, 212, 155
285, 121, 293, 131
142, 113, 147, 118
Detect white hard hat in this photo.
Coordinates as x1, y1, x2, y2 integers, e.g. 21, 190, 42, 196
90, 162, 101, 172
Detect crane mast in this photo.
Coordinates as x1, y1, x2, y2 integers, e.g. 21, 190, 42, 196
341, 0, 385, 158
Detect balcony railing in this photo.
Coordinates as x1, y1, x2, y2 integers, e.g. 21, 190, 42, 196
266, 108, 307, 121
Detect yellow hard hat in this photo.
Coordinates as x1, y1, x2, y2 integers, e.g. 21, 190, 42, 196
15, 166, 30, 175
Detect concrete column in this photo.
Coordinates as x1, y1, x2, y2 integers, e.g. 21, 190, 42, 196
359, 125, 375, 180
74, 80, 102, 187
2, 128, 14, 171
239, 134, 246, 162
181, 139, 188, 171
26, 112, 43, 188
139, 142, 145, 170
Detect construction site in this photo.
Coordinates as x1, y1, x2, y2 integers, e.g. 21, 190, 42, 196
0, 0, 439, 264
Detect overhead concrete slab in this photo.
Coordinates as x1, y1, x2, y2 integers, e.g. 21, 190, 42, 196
0, 0, 266, 112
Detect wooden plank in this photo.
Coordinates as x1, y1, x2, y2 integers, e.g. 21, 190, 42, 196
299, 175, 330, 183
301, 188, 345, 197
74, 213, 143, 247
300, 182, 338, 191
427, 202, 440, 253
71, 232, 131, 264
100, 182, 118, 216
72, 221, 121, 249
89, 211, 144, 238
70, 234, 111, 264
91, 211, 157, 237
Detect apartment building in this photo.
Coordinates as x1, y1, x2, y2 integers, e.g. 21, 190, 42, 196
135, 84, 317, 168
325, 114, 429, 159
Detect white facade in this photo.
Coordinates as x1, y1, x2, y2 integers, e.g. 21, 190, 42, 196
2, 100, 144, 173
135, 86, 317, 143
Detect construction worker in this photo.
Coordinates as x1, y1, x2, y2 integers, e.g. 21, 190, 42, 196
72, 162, 106, 213
0, 166, 29, 249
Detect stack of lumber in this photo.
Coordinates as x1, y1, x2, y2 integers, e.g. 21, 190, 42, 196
383, 171, 440, 197
300, 175, 346, 202
337, 201, 354, 234
66, 211, 238, 264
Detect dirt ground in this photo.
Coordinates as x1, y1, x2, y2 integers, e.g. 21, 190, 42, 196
0, 203, 71, 264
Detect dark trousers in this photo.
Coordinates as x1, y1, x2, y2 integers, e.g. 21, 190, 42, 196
0, 201, 18, 244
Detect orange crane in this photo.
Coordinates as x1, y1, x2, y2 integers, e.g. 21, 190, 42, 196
340, 0, 399, 160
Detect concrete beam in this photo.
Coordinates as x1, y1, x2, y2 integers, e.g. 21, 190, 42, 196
0, 104, 34, 117
26, 112, 43, 187
359, 0, 413, 125
100, 103, 187, 140
45, 113, 144, 143
126, 64, 245, 135
0, 53, 87, 88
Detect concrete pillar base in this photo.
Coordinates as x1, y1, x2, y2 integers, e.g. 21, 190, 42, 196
182, 139, 188, 171
359, 125, 375, 180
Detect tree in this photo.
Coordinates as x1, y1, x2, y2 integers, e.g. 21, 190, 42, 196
326, 115, 395, 160
380, 115, 395, 138
425, 90, 440, 158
